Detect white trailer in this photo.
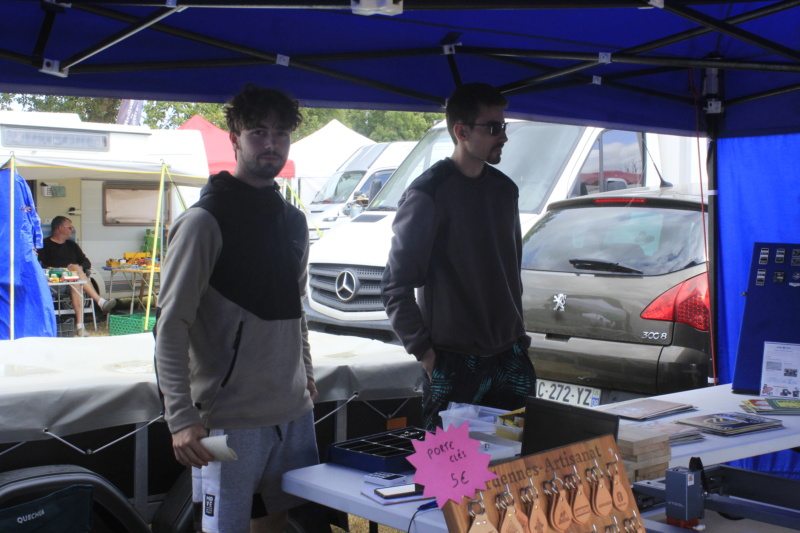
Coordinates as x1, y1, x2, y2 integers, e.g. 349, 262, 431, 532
1, 111, 209, 296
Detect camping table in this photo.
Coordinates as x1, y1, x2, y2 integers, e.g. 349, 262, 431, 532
47, 279, 87, 315
282, 463, 696, 533
104, 267, 160, 314
284, 385, 800, 533
46, 279, 97, 332
617, 383, 800, 468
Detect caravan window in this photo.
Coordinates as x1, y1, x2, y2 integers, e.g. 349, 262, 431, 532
103, 183, 171, 226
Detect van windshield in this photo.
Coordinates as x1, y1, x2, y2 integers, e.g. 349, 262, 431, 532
312, 170, 366, 204
368, 121, 585, 214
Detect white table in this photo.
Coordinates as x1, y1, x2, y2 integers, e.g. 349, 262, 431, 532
284, 384, 800, 533
104, 267, 160, 314
283, 462, 693, 533
47, 279, 96, 331
0, 331, 420, 444
618, 384, 800, 468
284, 463, 445, 533
0, 331, 420, 521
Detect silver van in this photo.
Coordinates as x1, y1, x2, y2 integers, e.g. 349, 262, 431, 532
306, 141, 415, 241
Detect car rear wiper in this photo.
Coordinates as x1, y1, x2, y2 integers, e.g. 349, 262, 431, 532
568, 258, 643, 274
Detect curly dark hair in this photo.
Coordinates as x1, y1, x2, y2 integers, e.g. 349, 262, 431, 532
224, 83, 303, 135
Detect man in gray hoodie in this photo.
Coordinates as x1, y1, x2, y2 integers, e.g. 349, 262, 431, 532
155, 84, 317, 533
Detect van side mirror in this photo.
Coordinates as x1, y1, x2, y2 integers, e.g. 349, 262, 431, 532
368, 178, 383, 202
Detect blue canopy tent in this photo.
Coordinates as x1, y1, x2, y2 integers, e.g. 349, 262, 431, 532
0, 0, 798, 472
0, 167, 57, 340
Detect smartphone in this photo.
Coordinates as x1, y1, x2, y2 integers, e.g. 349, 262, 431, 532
374, 482, 424, 499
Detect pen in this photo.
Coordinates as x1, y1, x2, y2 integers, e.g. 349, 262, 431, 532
417, 500, 438, 511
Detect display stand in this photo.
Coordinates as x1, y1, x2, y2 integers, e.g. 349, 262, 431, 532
732, 242, 800, 394
442, 435, 641, 533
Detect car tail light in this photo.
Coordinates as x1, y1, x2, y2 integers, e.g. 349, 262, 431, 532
641, 273, 709, 331
593, 198, 647, 204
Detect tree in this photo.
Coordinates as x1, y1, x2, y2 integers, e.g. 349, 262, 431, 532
1, 93, 443, 142
143, 101, 226, 130
0, 93, 121, 123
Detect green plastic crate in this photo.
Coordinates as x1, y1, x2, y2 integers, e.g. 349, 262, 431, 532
109, 313, 157, 336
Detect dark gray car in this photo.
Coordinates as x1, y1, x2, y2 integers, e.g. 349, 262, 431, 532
521, 187, 712, 406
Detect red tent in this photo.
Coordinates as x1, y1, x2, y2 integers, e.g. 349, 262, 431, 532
178, 115, 294, 178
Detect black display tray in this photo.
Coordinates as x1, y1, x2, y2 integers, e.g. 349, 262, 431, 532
327, 427, 427, 473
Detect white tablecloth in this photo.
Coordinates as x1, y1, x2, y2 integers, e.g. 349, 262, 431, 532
0, 331, 421, 443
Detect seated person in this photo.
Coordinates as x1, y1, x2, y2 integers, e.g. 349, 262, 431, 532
37, 216, 117, 337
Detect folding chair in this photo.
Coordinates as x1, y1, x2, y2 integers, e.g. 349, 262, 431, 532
50, 283, 97, 333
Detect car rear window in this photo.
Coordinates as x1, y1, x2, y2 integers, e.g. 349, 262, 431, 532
521, 203, 707, 276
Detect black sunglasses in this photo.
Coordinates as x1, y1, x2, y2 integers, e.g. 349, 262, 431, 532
462, 121, 508, 136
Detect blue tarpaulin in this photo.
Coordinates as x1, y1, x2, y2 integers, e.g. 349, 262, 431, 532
0, 168, 57, 340
717, 134, 800, 479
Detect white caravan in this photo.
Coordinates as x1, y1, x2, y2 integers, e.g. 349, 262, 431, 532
1, 111, 208, 297
305, 119, 708, 343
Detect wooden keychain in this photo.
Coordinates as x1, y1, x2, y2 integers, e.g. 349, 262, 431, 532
495, 483, 528, 533
606, 452, 629, 512
468, 491, 500, 533
544, 474, 573, 531
520, 478, 548, 533
586, 462, 613, 517
564, 465, 592, 525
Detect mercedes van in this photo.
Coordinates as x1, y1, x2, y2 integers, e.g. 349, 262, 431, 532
305, 119, 707, 343
306, 141, 416, 241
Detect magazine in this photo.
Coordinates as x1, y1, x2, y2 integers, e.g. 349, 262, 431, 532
594, 398, 696, 420
630, 420, 705, 446
676, 412, 783, 436
741, 397, 800, 415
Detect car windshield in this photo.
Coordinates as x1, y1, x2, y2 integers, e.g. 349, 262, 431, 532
368, 121, 584, 214
312, 170, 366, 204
521, 202, 707, 276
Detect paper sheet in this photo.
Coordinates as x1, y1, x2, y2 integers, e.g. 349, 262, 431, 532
201, 435, 238, 462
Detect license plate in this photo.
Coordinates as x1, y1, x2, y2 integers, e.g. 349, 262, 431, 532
535, 379, 601, 407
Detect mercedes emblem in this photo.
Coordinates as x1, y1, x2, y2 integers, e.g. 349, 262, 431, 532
335, 270, 360, 302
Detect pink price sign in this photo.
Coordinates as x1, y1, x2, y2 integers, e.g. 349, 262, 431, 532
406, 423, 497, 509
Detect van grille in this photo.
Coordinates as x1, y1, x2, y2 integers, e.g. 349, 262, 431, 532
308, 263, 386, 312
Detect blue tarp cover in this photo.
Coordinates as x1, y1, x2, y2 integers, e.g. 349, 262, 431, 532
0, 169, 57, 340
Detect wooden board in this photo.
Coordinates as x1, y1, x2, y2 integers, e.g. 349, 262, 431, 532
442, 435, 643, 533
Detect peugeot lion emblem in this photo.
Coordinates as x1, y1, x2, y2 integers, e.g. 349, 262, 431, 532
553, 293, 567, 312
335, 270, 360, 302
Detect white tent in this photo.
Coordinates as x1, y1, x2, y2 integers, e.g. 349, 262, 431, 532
288, 120, 374, 206
291, 119, 374, 178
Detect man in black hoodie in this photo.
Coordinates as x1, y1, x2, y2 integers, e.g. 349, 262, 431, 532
381, 83, 536, 431
156, 85, 317, 533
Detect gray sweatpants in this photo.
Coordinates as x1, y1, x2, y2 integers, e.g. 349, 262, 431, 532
192, 411, 318, 533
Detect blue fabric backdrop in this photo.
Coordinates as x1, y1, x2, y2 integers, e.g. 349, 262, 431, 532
0, 168, 57, 340
717, 134, 800, 479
